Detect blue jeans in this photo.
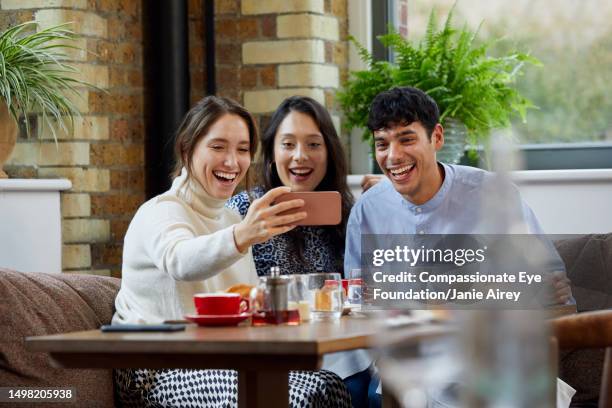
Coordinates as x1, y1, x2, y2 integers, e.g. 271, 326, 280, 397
344, 367, 381, 408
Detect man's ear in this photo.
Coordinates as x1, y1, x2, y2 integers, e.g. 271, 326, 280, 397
432, 123, 444, 151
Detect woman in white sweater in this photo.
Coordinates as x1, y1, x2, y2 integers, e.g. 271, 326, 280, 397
113, 96, 351, 408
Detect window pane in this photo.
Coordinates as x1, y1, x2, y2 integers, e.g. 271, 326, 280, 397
408, 0, 612, 144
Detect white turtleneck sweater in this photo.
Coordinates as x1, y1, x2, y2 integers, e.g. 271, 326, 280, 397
112, 169, 258, 324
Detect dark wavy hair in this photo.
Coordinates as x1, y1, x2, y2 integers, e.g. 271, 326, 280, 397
172, 96, 258, 190
260, 96, 354, 261
367, 86, 440, 139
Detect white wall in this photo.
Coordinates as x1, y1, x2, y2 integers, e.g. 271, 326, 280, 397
348, 169, 612, 234
512, 169, 612, 234
0, 179, 71, 273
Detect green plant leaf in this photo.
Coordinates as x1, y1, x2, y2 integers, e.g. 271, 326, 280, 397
0, 21, 102, 144
337, 4, 541, 146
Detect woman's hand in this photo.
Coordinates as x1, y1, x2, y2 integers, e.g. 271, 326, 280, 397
233, 186, 306, 253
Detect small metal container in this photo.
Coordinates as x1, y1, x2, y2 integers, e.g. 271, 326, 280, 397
250, 266, 299, 325
263, 266, 291, 312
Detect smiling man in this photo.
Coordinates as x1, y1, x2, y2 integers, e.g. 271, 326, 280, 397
344, 86, 572, 304
343, 88, 576, 407
371, 94, 444, 206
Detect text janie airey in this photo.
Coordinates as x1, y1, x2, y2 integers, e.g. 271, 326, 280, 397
370, 271, 543, 303
372, 287, 522, 302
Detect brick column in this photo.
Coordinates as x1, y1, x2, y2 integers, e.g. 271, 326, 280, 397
187, 0, 348, 135
1, 0, 145, 277
188, 0, 206, 105
240, 0, 345, 128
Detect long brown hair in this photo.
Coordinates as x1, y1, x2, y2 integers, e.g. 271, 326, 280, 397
173, 96, 258, 190
260, 96, 354, 259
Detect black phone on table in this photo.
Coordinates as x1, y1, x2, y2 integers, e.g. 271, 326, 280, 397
100, 324, 186, 332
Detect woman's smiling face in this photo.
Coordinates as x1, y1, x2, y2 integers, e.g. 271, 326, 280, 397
273, 111, 328, 192
191, 113, 251, 199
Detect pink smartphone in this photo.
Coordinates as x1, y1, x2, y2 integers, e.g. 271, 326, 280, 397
274, 191, 342, 226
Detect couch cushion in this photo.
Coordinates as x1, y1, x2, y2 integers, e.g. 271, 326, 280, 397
555, 233, 612, 312
554, 233, 612, 407
0, 269, 120, 408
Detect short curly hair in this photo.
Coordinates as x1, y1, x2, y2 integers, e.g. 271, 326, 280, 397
367, 86, 440, 139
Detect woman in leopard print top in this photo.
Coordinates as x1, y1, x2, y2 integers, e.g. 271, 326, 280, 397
227, 96, 354, 277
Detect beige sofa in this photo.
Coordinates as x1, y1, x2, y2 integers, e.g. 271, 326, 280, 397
0, 269, 120, 407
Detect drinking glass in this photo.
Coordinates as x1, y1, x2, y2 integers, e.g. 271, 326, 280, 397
288, 274, 312, 322
302, 273, 343, 321
377, 332, 462, 408
347, 268, 363, 306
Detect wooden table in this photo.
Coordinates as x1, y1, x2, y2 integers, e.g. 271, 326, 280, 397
547, 303, 577, 319
25, 306, 573, 407
26, 315, 395, 408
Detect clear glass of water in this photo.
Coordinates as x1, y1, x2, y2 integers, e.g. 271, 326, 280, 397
288, 274, 312, 322
304, 273, 343, 321
377, 334, 462, 408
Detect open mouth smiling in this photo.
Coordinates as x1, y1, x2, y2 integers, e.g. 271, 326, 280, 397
289, 167, 313, 178
213, 170, 238, 183
387, 163, 415, 180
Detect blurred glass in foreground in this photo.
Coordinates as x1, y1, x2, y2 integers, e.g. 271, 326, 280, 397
376, 134, 555, 407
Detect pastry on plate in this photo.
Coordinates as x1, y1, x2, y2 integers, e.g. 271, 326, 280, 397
226, 283, 253, 298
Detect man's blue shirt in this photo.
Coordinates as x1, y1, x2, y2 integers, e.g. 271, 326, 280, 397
344, 163, 551, 273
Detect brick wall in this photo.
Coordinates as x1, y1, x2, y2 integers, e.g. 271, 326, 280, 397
188, 0, 206, 105
188, 0, 348, 138
1, 0, 350, 276
1, 0, 145, 277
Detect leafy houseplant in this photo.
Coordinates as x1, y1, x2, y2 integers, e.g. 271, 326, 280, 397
337, 6, 541, 164
0, 22, 91, 177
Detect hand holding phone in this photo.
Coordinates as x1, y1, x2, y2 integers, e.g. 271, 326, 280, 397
275, 191, 341, 226
233, 186, 307, 252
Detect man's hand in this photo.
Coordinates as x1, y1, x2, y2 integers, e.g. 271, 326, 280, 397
551, 271, 572, 304
361, 175, 383, 193
544, 271, 572, 305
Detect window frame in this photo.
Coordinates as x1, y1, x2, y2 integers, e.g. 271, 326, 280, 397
465, 142, 612, 170
348, 1, 612, 173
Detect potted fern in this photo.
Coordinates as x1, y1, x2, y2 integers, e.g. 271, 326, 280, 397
338, 6, 540, 164
0, 22, 91, 178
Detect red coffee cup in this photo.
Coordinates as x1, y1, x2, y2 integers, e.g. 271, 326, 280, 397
193, 293, 249, 316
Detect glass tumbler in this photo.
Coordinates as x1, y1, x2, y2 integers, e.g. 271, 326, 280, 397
347, 268, 363, 306
303, 273, 343, 321
288, 274, 312, 322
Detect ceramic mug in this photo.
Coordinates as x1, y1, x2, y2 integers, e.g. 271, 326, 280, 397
193, 293, 249, 315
